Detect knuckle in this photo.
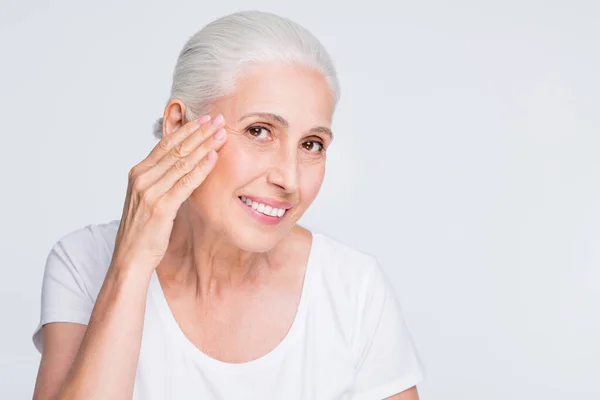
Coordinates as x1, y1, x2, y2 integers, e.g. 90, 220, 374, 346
171, 143, 188, 159
139, 189, 156, 208
174, 158, 191, 173
128, 165, 140, 181
131, 174, 146, 193
177, 173, 194, 189
157, 139, 171, 152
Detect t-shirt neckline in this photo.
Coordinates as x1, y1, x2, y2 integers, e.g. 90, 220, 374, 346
148, 232, 321, 374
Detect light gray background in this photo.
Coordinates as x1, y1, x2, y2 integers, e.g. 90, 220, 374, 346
1, 0, 599, 398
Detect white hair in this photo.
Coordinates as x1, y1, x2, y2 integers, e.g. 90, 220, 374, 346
153, 10, 341, 139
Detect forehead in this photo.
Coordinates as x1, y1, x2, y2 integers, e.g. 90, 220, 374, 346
222, 63, 334, 127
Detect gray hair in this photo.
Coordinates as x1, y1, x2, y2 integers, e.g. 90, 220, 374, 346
153, 10, 341, 139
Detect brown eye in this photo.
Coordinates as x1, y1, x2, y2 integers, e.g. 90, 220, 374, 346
302, 140, 324, 153
246, 126, 271, 139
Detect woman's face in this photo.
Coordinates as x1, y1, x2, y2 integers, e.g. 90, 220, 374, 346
189, 63, 335, 252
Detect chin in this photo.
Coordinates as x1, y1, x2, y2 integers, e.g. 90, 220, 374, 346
228, 225, 284, 253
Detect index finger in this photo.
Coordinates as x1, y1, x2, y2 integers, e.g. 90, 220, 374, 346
144, 115, 211, 166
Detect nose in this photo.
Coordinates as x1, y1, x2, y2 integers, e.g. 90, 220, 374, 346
266, 148, 299, 194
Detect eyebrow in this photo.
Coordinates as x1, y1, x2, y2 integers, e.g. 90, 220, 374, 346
238, 112, 334, 138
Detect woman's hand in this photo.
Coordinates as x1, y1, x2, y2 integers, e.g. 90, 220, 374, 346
35, 114, 228, 400
112, 114, 227, 274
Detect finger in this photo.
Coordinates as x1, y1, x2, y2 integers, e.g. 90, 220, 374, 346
144, 127, 227, 200
136, 116, 226, 193
141, 114, 212, 170
159, 150, 218, 216
161, 114, 225, 168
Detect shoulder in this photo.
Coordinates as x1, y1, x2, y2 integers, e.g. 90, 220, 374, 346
307, 231, 403, 349
53, 219, 119, 264
48, 219, 120, 301
309, 231, 391, 320
33, 220, 120, 352
311, 231, 383, 289
56, 218, 118, 249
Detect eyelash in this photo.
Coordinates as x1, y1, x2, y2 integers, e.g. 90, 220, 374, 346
245, 125, 325, 154
246, 125, 271, 140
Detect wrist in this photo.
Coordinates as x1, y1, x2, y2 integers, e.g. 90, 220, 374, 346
107, 259, 154, 289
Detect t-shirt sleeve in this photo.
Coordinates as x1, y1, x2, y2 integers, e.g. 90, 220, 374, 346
32, 232, 97, 353
351, 259, 425, 400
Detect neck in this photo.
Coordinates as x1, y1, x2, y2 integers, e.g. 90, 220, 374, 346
157, 201, 271, 301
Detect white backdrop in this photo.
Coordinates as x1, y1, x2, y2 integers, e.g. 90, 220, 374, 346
1, 0, 599, 398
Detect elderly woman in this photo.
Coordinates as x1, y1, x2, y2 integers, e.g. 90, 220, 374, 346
32, 10, 424, 400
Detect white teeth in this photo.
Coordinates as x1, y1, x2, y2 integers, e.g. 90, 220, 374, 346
239, 196, 287, 218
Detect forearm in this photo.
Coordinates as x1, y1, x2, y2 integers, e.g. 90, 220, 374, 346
56, 265, 152, 400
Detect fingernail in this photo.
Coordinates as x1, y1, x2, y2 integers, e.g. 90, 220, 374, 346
213, 128, 226, 141
212, 114, 224, 127
197, 115, 211, 125
206, 150, 217, 162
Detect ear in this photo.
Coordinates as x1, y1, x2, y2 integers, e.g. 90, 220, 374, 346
162, 99, 187, 139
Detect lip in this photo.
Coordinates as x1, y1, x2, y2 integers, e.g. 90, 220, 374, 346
239, 195, 293, 210
238, 197, 287, 226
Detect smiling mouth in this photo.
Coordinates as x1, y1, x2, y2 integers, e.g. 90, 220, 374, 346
238, 196, 288, 218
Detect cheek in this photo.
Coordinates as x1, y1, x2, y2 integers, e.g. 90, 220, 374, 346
207, 141, 259, 191
299, 164, 325, 205
188, 144, 245, 206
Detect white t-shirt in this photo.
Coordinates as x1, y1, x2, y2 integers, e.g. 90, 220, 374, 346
33, 220, 425, 399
